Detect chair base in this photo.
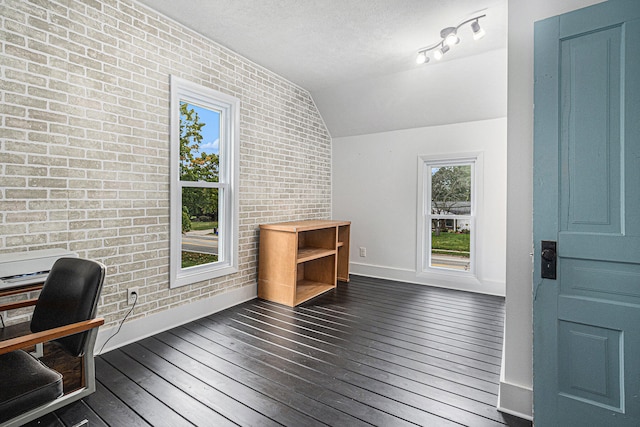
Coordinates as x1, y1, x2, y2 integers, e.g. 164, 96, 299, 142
3, 381, 96, 427
0, 350, 63, 423
1, 329, 99, 427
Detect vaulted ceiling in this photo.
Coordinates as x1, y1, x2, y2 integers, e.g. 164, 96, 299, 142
137, 0, 508, 137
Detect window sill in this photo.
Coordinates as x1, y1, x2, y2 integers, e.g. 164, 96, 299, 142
171, 263, 238, 288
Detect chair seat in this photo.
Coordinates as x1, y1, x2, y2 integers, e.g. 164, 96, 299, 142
0, 350, 63, 423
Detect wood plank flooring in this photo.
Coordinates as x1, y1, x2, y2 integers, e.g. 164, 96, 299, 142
29, 276, 532, 427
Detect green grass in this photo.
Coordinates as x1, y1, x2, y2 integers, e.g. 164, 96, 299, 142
431, 232, 470, 256
190, 221, 218, 231
181, 251, 218, 268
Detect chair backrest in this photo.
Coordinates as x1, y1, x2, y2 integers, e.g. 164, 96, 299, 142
30, 258, 105, 357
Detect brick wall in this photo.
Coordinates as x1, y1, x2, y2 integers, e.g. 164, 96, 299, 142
0, 0, 332, 326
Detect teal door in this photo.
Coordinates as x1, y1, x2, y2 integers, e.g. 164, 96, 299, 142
533, 1, 640, 425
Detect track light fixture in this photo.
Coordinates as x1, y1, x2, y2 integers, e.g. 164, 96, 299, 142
416, 14, 486, 64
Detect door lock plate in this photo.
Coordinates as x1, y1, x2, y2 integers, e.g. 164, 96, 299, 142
541, 240, 557, 280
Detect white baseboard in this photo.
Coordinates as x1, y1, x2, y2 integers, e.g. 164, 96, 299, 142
497, 324, 533, 421
95, 283, 257, 355
497, 379, 533, 421
349, 262, 505, 296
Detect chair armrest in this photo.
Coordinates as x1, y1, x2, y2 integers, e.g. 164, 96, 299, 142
0, 298, 38, 312
0, 318, 104, 355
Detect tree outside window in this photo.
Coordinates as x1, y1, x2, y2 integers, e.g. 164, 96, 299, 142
429, 163, 473, 272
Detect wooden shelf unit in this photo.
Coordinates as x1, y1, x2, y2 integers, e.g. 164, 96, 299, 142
258, 219, 350, 306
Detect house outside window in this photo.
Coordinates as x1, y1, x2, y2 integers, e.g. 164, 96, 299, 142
170, 76, 239, 288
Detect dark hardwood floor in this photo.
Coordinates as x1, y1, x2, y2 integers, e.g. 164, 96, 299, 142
29, 276, 532, 426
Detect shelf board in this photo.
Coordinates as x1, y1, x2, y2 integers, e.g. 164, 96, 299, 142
297, 247, 335, 263
261, 219, 350, 233
295, 280, 335, 305
337, 241, 344, 248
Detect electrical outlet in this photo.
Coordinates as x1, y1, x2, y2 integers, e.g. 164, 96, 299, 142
359, 247, 367, 257
127, 287, 139, 305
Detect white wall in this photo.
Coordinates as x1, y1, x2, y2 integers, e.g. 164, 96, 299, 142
500, 0, 607, 420
332, 117, 507, 296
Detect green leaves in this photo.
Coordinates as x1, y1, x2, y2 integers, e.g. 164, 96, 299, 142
179, 102, 219, 182
431, 165, 471, 215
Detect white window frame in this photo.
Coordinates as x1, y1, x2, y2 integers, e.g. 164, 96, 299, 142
169, 76, 239, 288
416, 153, 482, 280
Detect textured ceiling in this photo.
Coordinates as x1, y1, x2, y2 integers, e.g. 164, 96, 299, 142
135, 0, 508, 137
135, 0, 507, 92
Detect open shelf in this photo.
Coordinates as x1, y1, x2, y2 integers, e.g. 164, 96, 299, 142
297, 247, 335, 263
337, 224, 350, 282
295, 280, 336, 305
258, 219, 350, 307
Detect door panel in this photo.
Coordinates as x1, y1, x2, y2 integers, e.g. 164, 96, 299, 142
560, 26, 621, 233
557, 320, 622, 411
534, 1, 640, 425
561, 259, 640, 302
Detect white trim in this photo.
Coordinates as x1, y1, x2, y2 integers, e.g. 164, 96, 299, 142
169, 75, 240, 287
497, 330, 534, 420
349, 263, 505, 297
95, 283, 257, 355
498, 380, 534, 421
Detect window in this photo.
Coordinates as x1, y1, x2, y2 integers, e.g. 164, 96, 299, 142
417, 154, 479, 276
170, 76, 239, 287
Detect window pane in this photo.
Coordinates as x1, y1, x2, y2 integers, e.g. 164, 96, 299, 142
430, 165, 471, 216
430, 218, 471, 271
181, 187, 219, 268
180, 102, 220, 183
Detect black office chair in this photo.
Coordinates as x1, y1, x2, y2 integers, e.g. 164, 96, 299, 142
0, 257, 105, 426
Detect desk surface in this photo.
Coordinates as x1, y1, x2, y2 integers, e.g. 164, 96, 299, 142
0, 284, 43, 298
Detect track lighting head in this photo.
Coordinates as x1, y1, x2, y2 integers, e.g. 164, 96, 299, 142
415, 13, 486, 65
441, 27, 459, 47
434, 44, 449, 61
416, 51, 429, 64
471, 20, 486, 40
